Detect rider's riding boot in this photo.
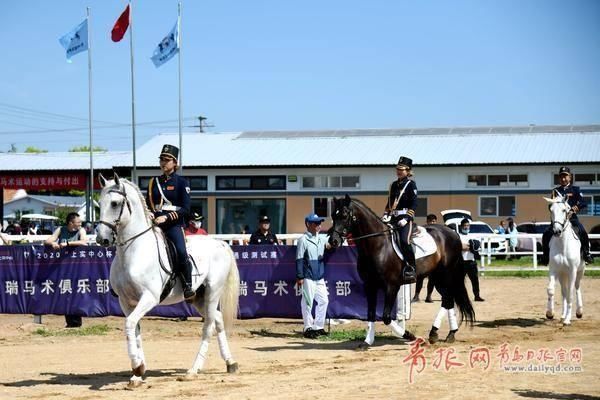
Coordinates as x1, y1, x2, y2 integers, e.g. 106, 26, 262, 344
403, 263, 417, 284
181, 261, 196, 302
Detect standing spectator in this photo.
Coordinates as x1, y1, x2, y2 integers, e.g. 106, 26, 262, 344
185, 213, 208, 235
413, 213, 437, 303
5, 222, 22, 235
296, 213, 333, 339
44, 212, 88, 327
506, 217, 518, 259
27, 224, 40, 235
459, 218, 485, 302
496, 220, 506, 234
249, 215, 279, 245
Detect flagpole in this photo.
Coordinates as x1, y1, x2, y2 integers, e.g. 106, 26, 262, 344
87, 7, 94, 223
129, 0, 138, 183
177, 1, 183, 172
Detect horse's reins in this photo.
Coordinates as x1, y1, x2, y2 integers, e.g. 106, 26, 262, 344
331, 206, 396, 243
98, 183, 172, 276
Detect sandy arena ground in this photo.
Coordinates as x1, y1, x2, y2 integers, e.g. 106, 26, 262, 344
1, 277, 599, 400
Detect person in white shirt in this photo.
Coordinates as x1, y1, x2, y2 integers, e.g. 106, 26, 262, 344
459, 218, 485, 302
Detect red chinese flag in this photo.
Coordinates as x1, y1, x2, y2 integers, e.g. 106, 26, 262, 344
111, 4, 130, 42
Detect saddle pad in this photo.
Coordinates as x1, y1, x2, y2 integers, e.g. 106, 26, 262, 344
186, 238, 211, 288
390, 226, 437, 261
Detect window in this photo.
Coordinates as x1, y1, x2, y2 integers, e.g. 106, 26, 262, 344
138, 176, 207, 191
582, 195, 600, 216
415, 197, 428, 217
216, 198, 286, 234
313, 197, 331, 218
216, 176, 286, 190
479, 196, 515, 217
139, 177, 150, 191
554, 172, 600, 186
302, 175, 360, 189
467, 174, 528, 187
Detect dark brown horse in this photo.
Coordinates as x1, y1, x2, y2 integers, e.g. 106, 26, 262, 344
329, 195, 475, 346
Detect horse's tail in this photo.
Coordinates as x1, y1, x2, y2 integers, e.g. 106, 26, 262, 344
220, 244, 240, 334
452, 258, 476, 326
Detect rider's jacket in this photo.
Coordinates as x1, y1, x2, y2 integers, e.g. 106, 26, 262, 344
551, 184, 586, 221
384, 177, 418, 220
146, 172, 190, 228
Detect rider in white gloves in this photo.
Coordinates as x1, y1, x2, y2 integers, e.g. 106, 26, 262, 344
383, 156, 418, 283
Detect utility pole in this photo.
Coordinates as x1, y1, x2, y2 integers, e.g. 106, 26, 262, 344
190, 115, 214, 133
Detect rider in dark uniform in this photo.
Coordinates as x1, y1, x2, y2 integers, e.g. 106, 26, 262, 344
146, 144, 195, 302
541, 166, 594, 265
382, 156, 418, 283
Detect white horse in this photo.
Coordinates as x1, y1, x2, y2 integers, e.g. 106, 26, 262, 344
96, 173, 240, 387
543, 194, 585, 325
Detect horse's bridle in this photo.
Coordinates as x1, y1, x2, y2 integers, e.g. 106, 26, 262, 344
97, 185, 153, 246
550, 201, 574, 234
331, 204, 394, 245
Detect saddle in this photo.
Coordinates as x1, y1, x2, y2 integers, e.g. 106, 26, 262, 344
159, 237, 200, 303
389, 225, 437, 261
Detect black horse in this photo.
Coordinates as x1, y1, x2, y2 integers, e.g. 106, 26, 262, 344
329, 195, 475, 345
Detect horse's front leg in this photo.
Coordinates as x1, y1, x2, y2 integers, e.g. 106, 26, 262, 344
562, 271, 577, 325
124, 292, 159, 387
546, 271, 556, 320
360, 282, 378, 349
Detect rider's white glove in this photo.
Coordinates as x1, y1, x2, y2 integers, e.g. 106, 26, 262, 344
382, 214, 391, 223
399, 218, 408, 227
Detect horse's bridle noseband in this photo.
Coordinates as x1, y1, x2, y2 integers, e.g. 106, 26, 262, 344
550, 202, 574, 234
331, 204, 395, 245
98, 185, 152, 246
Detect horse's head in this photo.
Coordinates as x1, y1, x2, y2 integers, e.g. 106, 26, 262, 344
96, 172, 132, 247
329, 194, 355, 248
543, 194, 572, 236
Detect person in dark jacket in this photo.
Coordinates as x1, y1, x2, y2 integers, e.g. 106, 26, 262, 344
382, 156, 418, 283
541, 166, 594, 265
146, 144, 195, 302
249, 215, 279, 245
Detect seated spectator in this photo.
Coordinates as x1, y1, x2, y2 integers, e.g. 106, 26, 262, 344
44, 212, 88, 328
249, 216, 280, 245
185, 213, 208, 235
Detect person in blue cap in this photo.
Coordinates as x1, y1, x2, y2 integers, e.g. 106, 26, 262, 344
296, 213, 333, 339
382, 156, 418, 283
146, 144, 195, 302
541, 166, 593, 265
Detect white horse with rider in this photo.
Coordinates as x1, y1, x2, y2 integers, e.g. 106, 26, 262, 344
544, 193, 585, 325
96, 173, 240, 387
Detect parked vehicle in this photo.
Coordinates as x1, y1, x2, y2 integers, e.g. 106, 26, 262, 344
440, 209, 508, 255
516, 222, 550, 252
20, 214, 59, 235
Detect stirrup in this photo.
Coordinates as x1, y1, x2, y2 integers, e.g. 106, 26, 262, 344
183, 286, 196, 302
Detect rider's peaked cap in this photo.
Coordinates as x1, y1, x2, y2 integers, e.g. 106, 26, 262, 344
258, 215, 271, 223
396, 156, 413, 169
558, 166, 571, 176
159, 144, 179, 162
305, 213, 325, 223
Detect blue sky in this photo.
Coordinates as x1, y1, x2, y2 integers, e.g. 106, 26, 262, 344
1, 0, 599, 152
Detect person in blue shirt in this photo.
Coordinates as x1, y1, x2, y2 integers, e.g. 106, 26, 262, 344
296, 213, 333, 339
146, 144, 195, 302
541, 166, 594, 265
382, 156, 418, 283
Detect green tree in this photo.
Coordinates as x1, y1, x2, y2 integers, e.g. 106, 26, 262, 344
24, 146, 48, 153
69, 145, 107, 152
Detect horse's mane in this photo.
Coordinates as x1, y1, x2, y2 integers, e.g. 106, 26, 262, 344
350, 198, 383, 222
113, 178, 153, 223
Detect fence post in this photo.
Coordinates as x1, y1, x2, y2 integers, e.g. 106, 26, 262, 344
532, 236, 538, 269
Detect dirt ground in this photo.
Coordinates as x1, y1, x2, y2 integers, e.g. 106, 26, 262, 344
1, 277, 599, 400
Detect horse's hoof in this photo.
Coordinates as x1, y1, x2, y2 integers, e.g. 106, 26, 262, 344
546, 311, 554, 320
402, 331, 417, 342
132, 362, 146, 377
562, 321, 571, 327
383, 316, 391, 326
357, 342, 370, 351
576, 311, 583, 319
445, 332, 456, 344
178, 372, 198, 381
126, 378, 144, 389
227, 362, 239, 374
428, 332, 439, 344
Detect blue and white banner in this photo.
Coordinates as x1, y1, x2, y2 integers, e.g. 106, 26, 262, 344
150, 21, 179, 68
58, 19, 88, 61
0, 245, 395, 319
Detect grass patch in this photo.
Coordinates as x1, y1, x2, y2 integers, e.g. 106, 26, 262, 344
320, 329, 396, 342
482, 269, 600, 278
33, 324, 111, 337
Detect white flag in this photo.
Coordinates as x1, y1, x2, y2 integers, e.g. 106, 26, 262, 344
59, 19, 89, 62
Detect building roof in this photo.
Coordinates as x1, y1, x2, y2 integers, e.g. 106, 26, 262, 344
5, 194, 86, 207
0, 151, 131, 171
135, 124, 600, 167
